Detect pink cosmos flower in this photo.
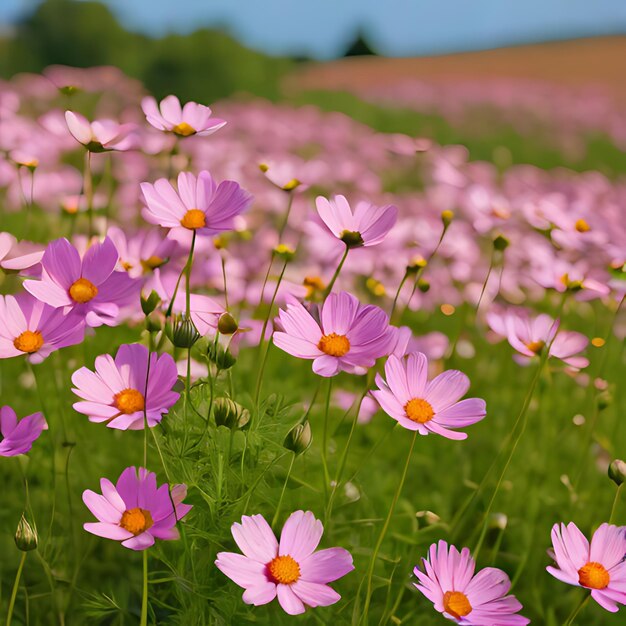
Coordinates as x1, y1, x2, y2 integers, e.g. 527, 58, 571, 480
65, 111, 136, 152
0, 406, 47, 456
273, 292, 395, 377
140, 171, 252, 239
24, 237, 139, 328
83, 466, 191, 551
546, 522, 626, 613
315, 194, 398, 248
371, 352, 486, 440
0, 293, 85, 363
141, 94, 226, 137
487, 308, 589, 369
71, 343, 179, 430
215, 510, 354, 615
414, 541, 529, 625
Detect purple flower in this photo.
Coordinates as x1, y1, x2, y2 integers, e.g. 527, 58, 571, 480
71, 343, 179, 430
65, 111, 136, 152
315, 194, 397, 248
273, 292, 395, 377
140, 171, 252, 239
0, 293, 85, 363
82, 466, 192, 550
0, 406, 47, 456
372, 352, 486, 440
216, 510, 354, 615
141, 94, 226, 137
414, 540, 529, 624
24, 237, 139, 327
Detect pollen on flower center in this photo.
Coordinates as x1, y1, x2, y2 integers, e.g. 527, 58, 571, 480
120, 507, 154, 535
140, 255, 164, 272
69, 278, 98, 303
525, 340, 545, 354
404, 398, 435, 423
578, 562, 610, 589
113, 388, 145, 414
172, 122, 196, 136
443, 591, 472, 619
318, 333, 350, 357
180, 209, 206, 230
13, 330, 44, 354
267, 555, 301, 585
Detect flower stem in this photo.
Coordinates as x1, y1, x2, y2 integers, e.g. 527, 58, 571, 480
389, 269, 409, 320
609, 483, 623, 524
140, 550, 149, 626
323, 246, 349, 297
272, 453, 295, 528
6, 552, 27, 626
361, 430, 418, 624
564, 593, 590, 626
84, 151, 94, 237
278, 192, 295, 240
321, 378, 333, 501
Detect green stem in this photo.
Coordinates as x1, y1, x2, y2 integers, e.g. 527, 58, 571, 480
278, 192, 295, 240
361, 430, 418, 624
321, 378, 333, 501
323, 246, 349, 298
475, 247, 495, 313
609, 484, 623, 524
389, 269, 409, 321
272, 453, 296, 528
84, 151, 94, 237
140, 550, 149, 626
564, 593, 590, 626
6, 552, 27, 626
221, 255, 229, 310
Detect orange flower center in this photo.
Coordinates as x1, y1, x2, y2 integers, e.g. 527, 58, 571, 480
578, 562, 610, 589
525, 340, 545, 355
13, 330, 44, 354
318, 333, 350, 357
172, 122, 196, 137
404, 398, 435, 423
113, 388, 145, 414
303, 275, 325, 298
443, 591, 472, 619
267, 555, 301, 585
575, 219, 590, 233
120, 507, 154, 535
140, 255, 164, 272
180, 209, 206, 230
69, 278, 98, 303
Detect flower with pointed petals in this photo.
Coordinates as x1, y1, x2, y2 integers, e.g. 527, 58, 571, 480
140, 171, 252, 240
65, 111, 136, 152
71, 343, 179, 430
82, 466, 191, 550
546, 522, 626, 613
273, 292, 395, 377
372, 352, 485, 440
414, 541, 529, 624
141, 94, 226, 137
24, 237, 139, 328
315, 194, 397, 248
0, 406, 47, 456
0, 293, 85, 363
216, 510, 353, 615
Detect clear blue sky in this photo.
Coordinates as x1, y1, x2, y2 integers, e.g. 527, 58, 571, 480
2, 0, 626, 59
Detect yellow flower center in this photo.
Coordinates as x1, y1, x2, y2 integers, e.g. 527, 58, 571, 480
303, 276, 325, 298
443, 591, 472, 619
180, 209, 206, 230
575, 219, 590, 233
267, 555, 301, 585
140, 255, 164, 272
69, 278, 98, 303
13, 330, 44, 354
120, 507, 154, 535
404, 398, 435, 423
113, 388, 145, 414
578, 562, 610, 589
172, 122, 196, 137
318, 333, 350, 357
526, 340, 545, 355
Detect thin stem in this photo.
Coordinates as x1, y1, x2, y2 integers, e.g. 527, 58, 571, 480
84, 151, 94, 237
221, 255, 229, 310
323, 246, 349, 298
278, 192, 295, 240
321, 378, 333, 501
475, 247, 495, 313
564, 593, 590, 626
272, 453, 296, 528
361, 430, 418, 624
389, 269, 409, 320
6, 552, 27, 626
140, 550, 149, 626
609, 484, 623, 524
165, 232, 196, 319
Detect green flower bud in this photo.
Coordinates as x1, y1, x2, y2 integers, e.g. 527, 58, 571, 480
207, 342, 237, 370
284, 421, 312, 455
213, 398, 250, 429
609, 459, 626, 486
15, 515, 38, 552
217, 313, 239, 335
493, 234, 510, 251
597, 389, 613, 411
273, 244, 296, 262
417, 278, 430, 293
441, 210, 454, 228
406, 256, 427, 274
141, 290, 161, 316
168, 316, 200, 348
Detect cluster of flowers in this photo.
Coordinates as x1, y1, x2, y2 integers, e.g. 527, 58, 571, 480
0, 64, 624, 623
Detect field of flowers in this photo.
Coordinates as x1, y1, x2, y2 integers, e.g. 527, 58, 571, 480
0, 65, 624, 625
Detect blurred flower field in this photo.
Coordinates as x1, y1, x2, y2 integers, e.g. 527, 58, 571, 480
0, 64, 624, 625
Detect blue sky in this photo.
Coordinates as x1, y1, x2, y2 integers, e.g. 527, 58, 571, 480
2, 0, 626, 59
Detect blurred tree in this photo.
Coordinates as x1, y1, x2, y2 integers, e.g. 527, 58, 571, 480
343, 30, 377, 56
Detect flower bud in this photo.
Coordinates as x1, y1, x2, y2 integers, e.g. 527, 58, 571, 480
217, 312, 239, 335
213, 398, 250, 429
416, 510, 440, 526
574, 219, 590, 233
59, 85, 80, 96
141, 290, 161, 316
207, 342, 236, 370
493, 234, 510, 251
441, 210, 454, 228
597, 388, 613, 411
145, 312, 163, 333
284, 421, 312, 455
406, 256, 427, 274
417, 278, 430, 293
489, 513, 508, 530
15, 515, 38, 552
168, 316, 200, 348
365, 277, 386, 297
213, 235, 227, 250
273, 244, 295, 262
609, 459, 626, 486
